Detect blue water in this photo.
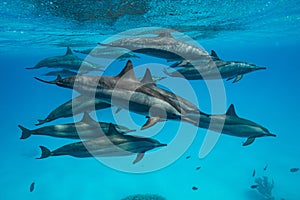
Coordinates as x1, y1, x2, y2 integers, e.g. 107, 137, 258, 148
1, 1, 300, 200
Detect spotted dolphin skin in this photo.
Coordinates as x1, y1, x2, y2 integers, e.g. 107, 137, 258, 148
199, 104, 276, 146
26, 47, 103, 72
36, 95, 111, 126
165, 50, 266, 83
37, 123, 166, 164
19, 112, 135, 140
99, 32, 209, 61
35, 60, 208, 130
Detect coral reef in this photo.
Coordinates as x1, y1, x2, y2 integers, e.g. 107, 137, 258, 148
254, 176, 275, 200
121, 194, 166, 200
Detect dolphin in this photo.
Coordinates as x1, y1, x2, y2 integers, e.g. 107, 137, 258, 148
36, 95, 111, 126
164, 50, 266, 83
19, 112, 135, 140
99, 32, 210, 61
26, 47, 104, 72
42, 69, 81, 77
34, 60, 208, 130
199, 104, 276, 146
74, 46, 140, 61
37, 123, 167, 164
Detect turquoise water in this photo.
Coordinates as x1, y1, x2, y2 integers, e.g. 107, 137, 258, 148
1, 1, 300, 200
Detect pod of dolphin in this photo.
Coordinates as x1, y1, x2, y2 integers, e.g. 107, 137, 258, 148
19, 30, 276, 165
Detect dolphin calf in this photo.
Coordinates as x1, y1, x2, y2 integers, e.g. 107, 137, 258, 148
26, 47, 104, 72
37, 123, 167, 164
35, 60, 208, 130
199, 104, 276, 146
99, 32, 209, 61
165, 50, 266, 83
74, 46, 140, 61
36, 95, 111, 126
19, 112, 135, 140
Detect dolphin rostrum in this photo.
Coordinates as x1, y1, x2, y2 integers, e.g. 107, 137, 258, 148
36, 95, 111, 126
199, 104, 276, 146
37, 123, 167, 164
99, 32, 210, 61
74, 46, 140, 61
35, 60, 208, 130
19, 112, 135, 140
26, 47, 104, 72
164, 50, 266, 83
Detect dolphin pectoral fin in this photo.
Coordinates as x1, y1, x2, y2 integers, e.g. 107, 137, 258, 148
243, 137, 255, 146
115, 107, 122, 114
35, 119, 47, 126
133, 153, 145, 164
141, 116, 161, 130
36, 146, 52, 159
232, 75, 243, 83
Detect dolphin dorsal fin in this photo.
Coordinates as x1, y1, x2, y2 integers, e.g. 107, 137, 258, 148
211, 50, 220, 60
141, 68, 156, 85
226, 104, 238, 117
65, 47, 73, 55
81, 112, 97, 123
56, 74, 62, 82
117, 60, 138, 81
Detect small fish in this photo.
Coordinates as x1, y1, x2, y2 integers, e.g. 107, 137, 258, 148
186, 156, 191, 159
192, 186, 198, 190
290, 168, 299, 173
30, 182, 35, 192
252, 169, 256, 177
250, 185, 258, 189
263, 164, 268, 171
196, 166, 201, 170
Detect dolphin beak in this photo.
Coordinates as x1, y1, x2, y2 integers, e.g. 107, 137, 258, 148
258, 67, 267, 70
34, 77, 57, 84
269, 133, 276, 137
158, 143, 167, 147
34, 75, 62, 84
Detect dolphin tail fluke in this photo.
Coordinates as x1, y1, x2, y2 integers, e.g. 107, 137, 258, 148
18, 125, 31, 139
36, 146, 51, 159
